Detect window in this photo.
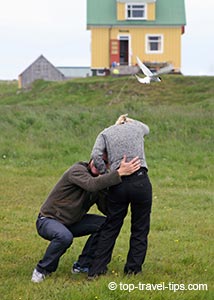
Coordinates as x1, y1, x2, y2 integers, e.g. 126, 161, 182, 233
126, 3, 146, 20
146, 35, 163, 53
34, 63, 41, 73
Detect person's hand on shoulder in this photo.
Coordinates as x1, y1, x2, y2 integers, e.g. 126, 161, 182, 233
117, 155, 141, 176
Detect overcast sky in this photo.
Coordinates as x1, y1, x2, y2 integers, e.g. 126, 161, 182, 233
0, 0, 213, 80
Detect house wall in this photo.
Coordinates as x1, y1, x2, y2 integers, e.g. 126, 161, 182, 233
148, 3, 155, 20
91, 28, 110, 68
57, 67, 92, 78
18, 75, 22, 89
128, 27, 181, 68
90, 26, 181, 70
117, 2, 124, 20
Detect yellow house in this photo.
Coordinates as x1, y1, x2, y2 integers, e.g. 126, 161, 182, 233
87, 0, 186, 75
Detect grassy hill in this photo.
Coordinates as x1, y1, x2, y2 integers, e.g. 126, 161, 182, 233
0, 76, 213, 300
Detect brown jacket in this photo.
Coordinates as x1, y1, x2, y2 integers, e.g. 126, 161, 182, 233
40, 162, 121, 226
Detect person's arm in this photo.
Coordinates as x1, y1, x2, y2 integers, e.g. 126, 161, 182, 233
142, 122, 149, 136
138, 120, 150, 136
69, 157, 141, 192
91, 133, 107, 174
69, 163, 121, 192
132, 119, 149, 136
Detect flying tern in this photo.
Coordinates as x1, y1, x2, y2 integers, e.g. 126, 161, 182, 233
135, 56, 173, 84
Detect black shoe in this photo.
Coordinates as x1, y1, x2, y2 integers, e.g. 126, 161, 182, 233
71, 262, 89, 274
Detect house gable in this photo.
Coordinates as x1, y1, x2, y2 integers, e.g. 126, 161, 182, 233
18, 55, 65, 88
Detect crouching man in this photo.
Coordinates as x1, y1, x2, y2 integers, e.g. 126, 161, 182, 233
31, 155, 140, 283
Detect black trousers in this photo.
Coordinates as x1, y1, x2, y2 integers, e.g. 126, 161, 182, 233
36, 214, 106, 274
88, 168, 152, 276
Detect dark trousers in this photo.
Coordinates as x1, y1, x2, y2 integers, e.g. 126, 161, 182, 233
88, 168, 152, 276
36, 214, 106, 274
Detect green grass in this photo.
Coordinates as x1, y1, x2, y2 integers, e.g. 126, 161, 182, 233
0, 76, 213, 299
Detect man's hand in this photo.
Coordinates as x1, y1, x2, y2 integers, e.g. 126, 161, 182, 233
117, 155, 141, 176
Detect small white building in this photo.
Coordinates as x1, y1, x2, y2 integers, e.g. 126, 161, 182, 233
57, 67, 92, 78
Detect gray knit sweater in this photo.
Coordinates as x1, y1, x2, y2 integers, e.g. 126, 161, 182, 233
91, 120, 149, 174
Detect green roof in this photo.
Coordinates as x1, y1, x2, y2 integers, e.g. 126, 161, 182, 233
87, 0, 186, 27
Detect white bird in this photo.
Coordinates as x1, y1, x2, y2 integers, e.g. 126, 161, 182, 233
135, 56, 173, 84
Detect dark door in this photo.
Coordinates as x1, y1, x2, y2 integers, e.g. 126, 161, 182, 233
120, 39, 129, 65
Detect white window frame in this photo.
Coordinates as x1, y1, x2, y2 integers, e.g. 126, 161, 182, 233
126, 3, 147, 20
145, 34, 164, 54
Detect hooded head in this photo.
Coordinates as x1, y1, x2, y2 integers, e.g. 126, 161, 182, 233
89, 152, 109, 176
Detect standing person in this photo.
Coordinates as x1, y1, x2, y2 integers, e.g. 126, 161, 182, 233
31, 155, 140, 283
88, 114, 152, 278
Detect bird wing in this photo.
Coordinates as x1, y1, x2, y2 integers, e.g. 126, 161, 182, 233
136, 56, 153, 77
154, 64, 174, 76
135, 74, 150, 84
135, 74, 143, 83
